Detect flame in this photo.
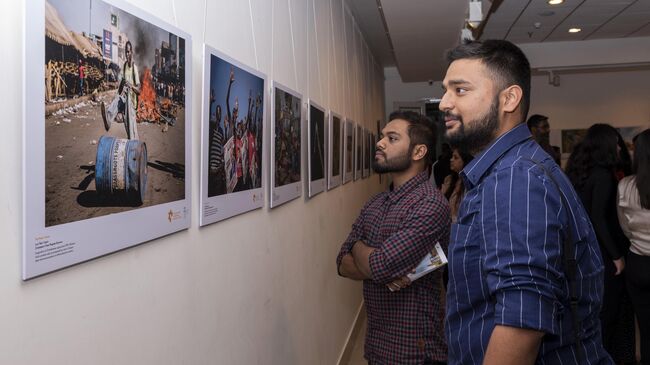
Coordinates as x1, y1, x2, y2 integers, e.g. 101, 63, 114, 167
137, 67, 160, 123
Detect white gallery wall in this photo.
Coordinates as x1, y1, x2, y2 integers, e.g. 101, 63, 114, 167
0, 0, 385, 364
529, 69, 650, 131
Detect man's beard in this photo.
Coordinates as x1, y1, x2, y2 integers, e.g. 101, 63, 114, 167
372, 147, 412, 174
445, 97, 500, 153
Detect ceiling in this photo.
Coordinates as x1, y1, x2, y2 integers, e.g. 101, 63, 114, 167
348, 0, 650, 82
482, 0, 650, 43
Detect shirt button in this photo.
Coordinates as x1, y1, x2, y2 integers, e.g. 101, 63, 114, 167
417, 339, 425, 350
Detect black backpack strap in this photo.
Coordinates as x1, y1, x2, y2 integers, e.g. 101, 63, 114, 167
523, 157, 583, 363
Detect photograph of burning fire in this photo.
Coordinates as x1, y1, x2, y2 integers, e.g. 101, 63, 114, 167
44, 0, 187, 227
207, 54, 264, 197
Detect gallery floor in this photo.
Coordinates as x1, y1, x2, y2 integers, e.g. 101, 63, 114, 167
345, 310, 367, 365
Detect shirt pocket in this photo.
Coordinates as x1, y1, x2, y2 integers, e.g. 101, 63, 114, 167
448, 222, 485, 306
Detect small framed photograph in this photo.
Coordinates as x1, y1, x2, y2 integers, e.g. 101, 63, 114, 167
308, 100, 326, 197
354, 123, 362, 181
362, 128, 370, 178
327, 111, 343, 189
270, 82, 302, 208
369, 133, 376, 176
342, 119, 354, 184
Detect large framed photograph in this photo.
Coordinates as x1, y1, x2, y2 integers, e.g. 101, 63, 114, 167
354, 123, 362, 181
270, 82, 302, 208
327, 111, 343, 189
308, 101, 326, 197
342, 119, 354, 184
24, 0, 191, 279
362, 128, 370, 178
200, 45, 266, 226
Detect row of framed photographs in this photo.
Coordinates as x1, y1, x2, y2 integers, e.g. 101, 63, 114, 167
24, 0, 378, 279
272, 83, 377, 208
200, 45, 377, 225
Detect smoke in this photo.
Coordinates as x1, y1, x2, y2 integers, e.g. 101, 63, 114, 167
119, 10, 162, 70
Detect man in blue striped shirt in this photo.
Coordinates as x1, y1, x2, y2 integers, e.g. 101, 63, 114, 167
441, 40, 613, 364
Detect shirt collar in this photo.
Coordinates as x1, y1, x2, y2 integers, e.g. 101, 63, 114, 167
388, 170, 429, 203
461, 123, 532, 188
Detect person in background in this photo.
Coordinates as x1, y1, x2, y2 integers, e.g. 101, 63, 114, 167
618, 129, 650, 365
440, 147, 473, 223
78, 59, 85, 97
612, 129, 636, 364
336, 111, 450, 365
527, 114, 561, 165
431, 143, 452, 189
565, 123, 631, 361
615, 130, 633, 179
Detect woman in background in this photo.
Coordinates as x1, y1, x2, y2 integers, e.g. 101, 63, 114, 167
565, 123, 631, 361
440, 148, 473, 223
618, 129, 650, 365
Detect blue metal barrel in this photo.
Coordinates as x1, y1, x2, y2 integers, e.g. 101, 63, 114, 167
95, 136, 148, 204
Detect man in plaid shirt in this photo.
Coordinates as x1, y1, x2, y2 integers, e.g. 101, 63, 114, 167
337, 111, 451, 365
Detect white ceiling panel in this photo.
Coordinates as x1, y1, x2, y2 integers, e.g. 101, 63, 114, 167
380, 0, 467, 82
346, 0, 650, 82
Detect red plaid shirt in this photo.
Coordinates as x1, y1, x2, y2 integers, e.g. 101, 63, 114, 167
337, 171, 450, 364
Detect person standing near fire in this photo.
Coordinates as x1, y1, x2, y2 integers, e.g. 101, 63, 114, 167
78, 59, 85, 97
100, 41, 141, 140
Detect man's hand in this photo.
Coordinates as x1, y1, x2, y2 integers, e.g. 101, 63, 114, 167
613, 257, 625, 275
351, 241, 375, 278
339, 253, 368, 281
386, 276, 412, 292
483, 325, 544, 365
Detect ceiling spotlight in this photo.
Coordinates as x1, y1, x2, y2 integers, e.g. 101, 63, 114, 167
468, 1, 483, 29
568, 27, 582, 33
548, 0, 564, 4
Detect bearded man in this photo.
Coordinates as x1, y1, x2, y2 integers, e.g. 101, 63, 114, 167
441, 39, 612, 365
336, 111, 451, 365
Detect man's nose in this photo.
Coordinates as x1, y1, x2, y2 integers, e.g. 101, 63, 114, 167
439, 91, 452, 112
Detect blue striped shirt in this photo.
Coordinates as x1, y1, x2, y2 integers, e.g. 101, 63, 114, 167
446, 123, 613, 364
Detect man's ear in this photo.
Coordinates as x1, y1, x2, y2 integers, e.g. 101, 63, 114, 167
412, 144, 428, 162
500, 85, 523, 114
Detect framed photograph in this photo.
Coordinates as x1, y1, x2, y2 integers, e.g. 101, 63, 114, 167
25, 0, 191, 279
369, 133, 376, 176
327, 111, 343, 189
354, 123, 362, 181
362, 128, 370, 178
342, 119, 354, 184
200, 45, 266, 226
617, 126, 647, 153
308, 100, 326, 197
270, 82, 302, 208
561, 128, 588, 155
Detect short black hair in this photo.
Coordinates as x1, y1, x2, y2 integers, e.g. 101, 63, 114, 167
388, 110, 436, 165
446, 39, 531, 121
527, 114, 548, 130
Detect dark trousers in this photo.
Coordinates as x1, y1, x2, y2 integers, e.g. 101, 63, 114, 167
600, 254, 628, 356
627, 252, 650, 364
